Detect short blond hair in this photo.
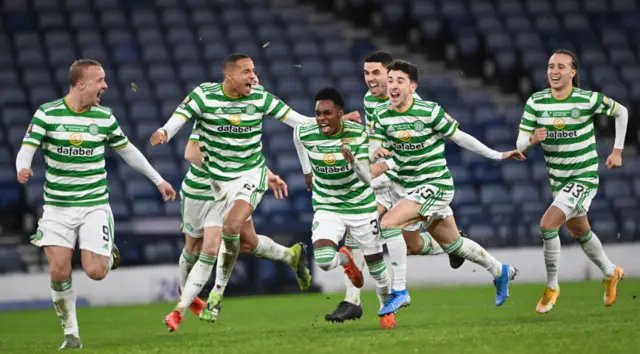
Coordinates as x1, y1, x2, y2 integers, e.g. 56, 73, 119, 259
68, 59, 102, 87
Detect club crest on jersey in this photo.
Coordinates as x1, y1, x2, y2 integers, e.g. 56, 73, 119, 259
398, 130, 412, 142
88, 123, 99, 136
323, 153, 336, 165
69, 133, 84, 146
570, 107, 581, 119
229, 114, 241, 125
553, 118, 565, 129
413, 121, 424, 132
245, 104, 257, 115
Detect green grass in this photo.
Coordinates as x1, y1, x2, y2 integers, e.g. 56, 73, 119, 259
1, 280, 639, 354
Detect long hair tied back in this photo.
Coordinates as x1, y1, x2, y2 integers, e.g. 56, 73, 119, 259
552, 48, 580, 88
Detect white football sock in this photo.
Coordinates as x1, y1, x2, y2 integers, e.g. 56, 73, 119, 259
178, 249, 198, 290
577, 230, 615, 278
211, 233, 240, 296
51, 277, 79, 337
444, 237, 502, 278
343, 234, 364, 305
541, 229, 561, 290
177, 252, 216, 315
382, 228, 407, 291
367, 259, 391, 309
418, 232, 444, 255
252, 234, 293, 265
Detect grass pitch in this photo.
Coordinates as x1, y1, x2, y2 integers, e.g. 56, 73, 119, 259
1, 280, 638, 354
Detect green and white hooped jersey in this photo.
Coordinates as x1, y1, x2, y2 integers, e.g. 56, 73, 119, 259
22, 97, 129, 207
295, 121, 377, 214
180, 122, 214, 200
172, 82, 290, 181
363, 90, 421, 134
519, 88, 617, 193
371, 98, 458, 191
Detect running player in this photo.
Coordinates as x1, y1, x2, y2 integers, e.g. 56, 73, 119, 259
152, 53, 360, 330
15, 59, 176, 349
516, 49, 628, 313
175, 75, 312, 318
368, 60, 522, 316
294, 87, 396, 329
326, 51, 465, 322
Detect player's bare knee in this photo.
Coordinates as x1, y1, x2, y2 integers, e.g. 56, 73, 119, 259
380, 216, 396, 230
84, 262, 108, 281
222, 219, 244, 236
403, 233, 422, 254
239, 240, 254, 254
49, 264, 72, 282
567, 225, 590, 239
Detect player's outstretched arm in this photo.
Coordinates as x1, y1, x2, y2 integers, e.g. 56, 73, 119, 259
151, 88, 205, 146
280, 109, 361, 128
293, 126, 313, 191
450, 129, 526, 161
115, 144, 176, 201
606, 102, 628, 169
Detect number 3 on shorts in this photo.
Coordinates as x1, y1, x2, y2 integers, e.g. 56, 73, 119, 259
562, 182, 585, 198
102, 225, 109, 242
369, 219, 380, 235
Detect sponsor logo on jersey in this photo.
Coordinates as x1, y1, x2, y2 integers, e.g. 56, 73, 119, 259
216, 125, 252, 133
56, 146, 94, 156
398, 130, 412, 142
553, 118, 565, 129
229, 114, 241, 125
314, 164, 351, 174
546, 130, 578, 139
323, 153, 336, 165
69, 133, 84, 146
392, 141, 426, 151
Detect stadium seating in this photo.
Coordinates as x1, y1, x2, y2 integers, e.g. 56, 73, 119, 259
0, 0, 638, 269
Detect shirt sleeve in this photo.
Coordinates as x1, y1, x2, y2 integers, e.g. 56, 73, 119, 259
22, 108, 48, 148
428, 104, 459, 138
519, 97, 537, 133
263, 91, 292, 121
106, 114, 130, 150
173, 85, 206, 121
592, 92, 618, 117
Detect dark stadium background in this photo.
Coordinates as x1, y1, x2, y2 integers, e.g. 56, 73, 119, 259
0, 0, 638, 296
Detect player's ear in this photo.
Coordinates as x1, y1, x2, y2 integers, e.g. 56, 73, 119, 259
410, 82, 417, 91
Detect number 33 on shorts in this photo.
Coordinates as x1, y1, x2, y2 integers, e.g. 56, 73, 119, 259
554, 182, 596, 218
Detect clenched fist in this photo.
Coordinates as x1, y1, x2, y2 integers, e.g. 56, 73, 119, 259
17, 168, 33, 184
150, 129, 168, 146
530, 128, 547, 145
